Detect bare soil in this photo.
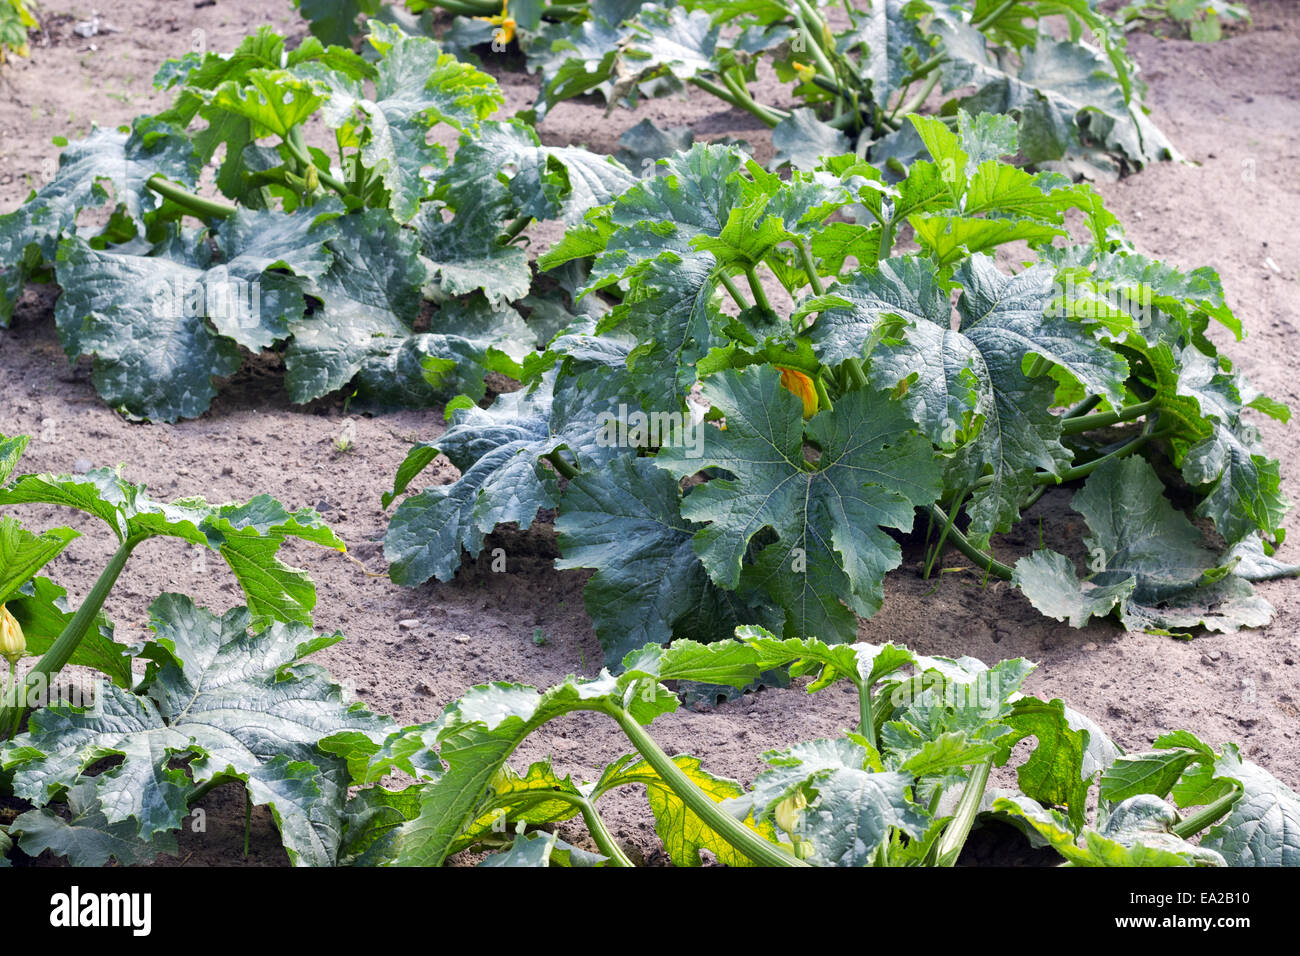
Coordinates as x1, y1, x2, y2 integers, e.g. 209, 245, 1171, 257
0, 0, 1296, 866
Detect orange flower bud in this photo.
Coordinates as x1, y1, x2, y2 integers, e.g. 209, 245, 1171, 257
778, 367, 818, 418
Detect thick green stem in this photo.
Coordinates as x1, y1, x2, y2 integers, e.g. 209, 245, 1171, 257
794, 237, 826, 296
791, 0, 838, 82
744, 266, 773, 316
924, 491, 966, 579
843, 358, 869, 391
972, 0, 1017, 30
1046, 429, 1164, 485
496, 790, 635, 866
1172, 783, 1242, 839
899, 53, 946, 86
689, 76, 786, 128
2, 535, 142, 737
890, 70, 941, 121
146, 175, 236, 221
813, 374, 834, 415
924, 505, 1014, 581
718, 271, 751, 312
1063, 394, 1102, 419
425, 0, 501, 15
971, 427, 1164, 497
1059, 399, 1156, 436
932, 756, 993, 866
605, 705, 808, 867
878, 219, 896, 260
501, 216, 531, 244
545, 450, 580, 481
574, 796, 635, 867
856, 680, 875, 746
283, 132, 349, 196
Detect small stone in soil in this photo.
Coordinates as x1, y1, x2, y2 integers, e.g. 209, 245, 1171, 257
73, 458, 93, 473
397, 618, 419, 630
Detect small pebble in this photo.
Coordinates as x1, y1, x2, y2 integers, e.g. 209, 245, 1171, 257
398, 618, 419, 631
73, 458, 93, 474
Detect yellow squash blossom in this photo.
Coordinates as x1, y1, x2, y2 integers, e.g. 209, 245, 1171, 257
0, 604, 25, 666
778, 367, 819, 418
476, 0, 516, 46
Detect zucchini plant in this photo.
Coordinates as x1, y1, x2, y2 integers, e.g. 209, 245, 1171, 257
0, 0, 34, 63
1116, 0, 1251, 43
383, 114, 1292, 665
0, 433, 390, 865
320, 629, 1300, 866
0, 23, 636, 422
361, 0, 1178, 180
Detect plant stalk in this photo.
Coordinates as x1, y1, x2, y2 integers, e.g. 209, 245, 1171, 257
2, 535, 142, 737
890, 70, 942, 121
1059, 399, 1156, 436
794, 237, 826, 296
544, 450, 580, 481
689, 76, 786, 128
283, 132, 349, 196
146, 175, 237, 221
605, 705, 807, 867
856, 680, 875, 746
932, 755, 993, 866
718, 271, 752, 312
574, 796, 635, 867
923, 505, 1014, 581
972, 0, 1018, 30
1172, 783, 1242, 839
744, 266, 773, 316
843, 358, 869, 390
492, 790, 635, 866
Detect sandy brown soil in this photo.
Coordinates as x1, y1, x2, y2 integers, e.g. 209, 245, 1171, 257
0, 0, 1297, 866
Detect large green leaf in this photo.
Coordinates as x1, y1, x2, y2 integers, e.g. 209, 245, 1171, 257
556, 456, 769, 665
656, 366, 943, 643
314, 23, 503, 222
1173, 740, 1300, 867
0, 469, 343, 626
1015, 456, 1275, 635
864, 254, 1125, 541
0, 595, 389, 866
0, 517, 78, 605
285, 209, 428, 403
743, 737, 929, 866
384, 365, 634, 586
5, 577, 133, 688
11, 780, 179, 867
0, 117, 200, 324
993, 793, 1222, 866
370, 670, 680, 866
